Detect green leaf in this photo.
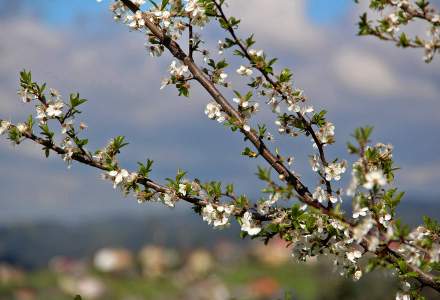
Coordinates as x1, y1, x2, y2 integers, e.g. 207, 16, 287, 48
161, 0, 169, 10
39, 124, 54, 140
69, 93, 87, 108
138, 159, 154, 178
279, 68, 292, 83
256, 166, 271, 181
242, 147, 258, 158
423, 216, 440, 234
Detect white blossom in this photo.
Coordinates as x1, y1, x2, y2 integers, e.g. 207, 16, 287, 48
126, 11, 145, 29
312, 186, 327, 203
233, 97, 249, 108
108, 169, 130, 189
169, 60, 189, 77
236, 65, 253, 76
18, 88, 32, 103
309, 155, 320, 172
153, 9, 171, 27
379, 213, 392, 227
35, 106, 47, 123
184, 0, 207, 26
324, 161, 346, 181
162, 192, 177, 207
248, 49, 263, 57
353, 270, 362, 281
346, 249, 362, 262
241, 211, 261, 236
395, 293, 410, 300
315, 122, 335, 146
218, 72, 228, 84
353, 207, 369, 219
178, 183, 187, 196
16, 123, 28, 133
202, 203, 234, 228
0, 120, 11, 135
46, 101, 64, 118
363, 170, 386, 189
204, 102, 225, 123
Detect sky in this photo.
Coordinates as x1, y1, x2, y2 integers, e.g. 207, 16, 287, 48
0, 0, 439, 223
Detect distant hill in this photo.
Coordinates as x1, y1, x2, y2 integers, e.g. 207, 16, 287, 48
0, 199, 438, 269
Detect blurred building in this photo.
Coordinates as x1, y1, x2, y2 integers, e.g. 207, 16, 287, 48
93, 248, 134, 273
59, 275, 106, 299
252, 238, 291, 267
0, 263, 24, 285
138, 245, 180, 278
49, 256, 87, 275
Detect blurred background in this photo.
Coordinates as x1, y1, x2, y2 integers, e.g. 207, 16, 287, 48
0, 0, 439, 299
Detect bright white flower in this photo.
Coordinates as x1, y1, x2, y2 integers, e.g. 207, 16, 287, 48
46, 101, 64, 118
233, 97, 249, 108
126, 11, 145, 29
241, 211, 261, 236
243, 124, 251, 132
387, 13, 400, 33
35, 106, 47, 123
153, 9, 171, 27
312, 186, 327, 203
108, 169, 129, 189
379, 213, 392, 227
324, 162, 346, 181
236, 65, 253, 76
363, 170, 387, 189
178, 183, 187, 196
204, 102, 225, 123
395, 293, 410, 300
288, 103, 314, 115
218, 72, 228, 84
218, 40, 225, 54
162, 192, 176, 207
61, 138, 75, 167
353, 207, 369, 219
248, 49, 263, 57
184, 0, 207, 26
18, 88, 32, 103
16, 123, 28, 133
353, 215, 374, 242
61, 119, 74, 134
257, 193, 280, 215
315, 122, 335, 146
346, 249, 362, 262
169, 60, 189, 77
0, 120, 11, 135
202, 203, 234, 228
353, 270, 362, 281
329, 192, 341, 204
309, 155, 320, 172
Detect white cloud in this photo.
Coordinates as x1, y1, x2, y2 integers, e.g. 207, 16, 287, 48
332, 47, 398, 96
397, 163, 440, 192
228, 0, 325, 53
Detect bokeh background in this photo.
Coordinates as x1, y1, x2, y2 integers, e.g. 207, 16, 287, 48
0, 0, 439, 299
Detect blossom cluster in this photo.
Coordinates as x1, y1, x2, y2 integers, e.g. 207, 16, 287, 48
1, 1, 440, 298
357, 0, 440, 62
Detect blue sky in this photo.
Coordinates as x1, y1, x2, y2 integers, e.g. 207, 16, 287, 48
0, 0, 439, 223
1, 0, 351, 25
